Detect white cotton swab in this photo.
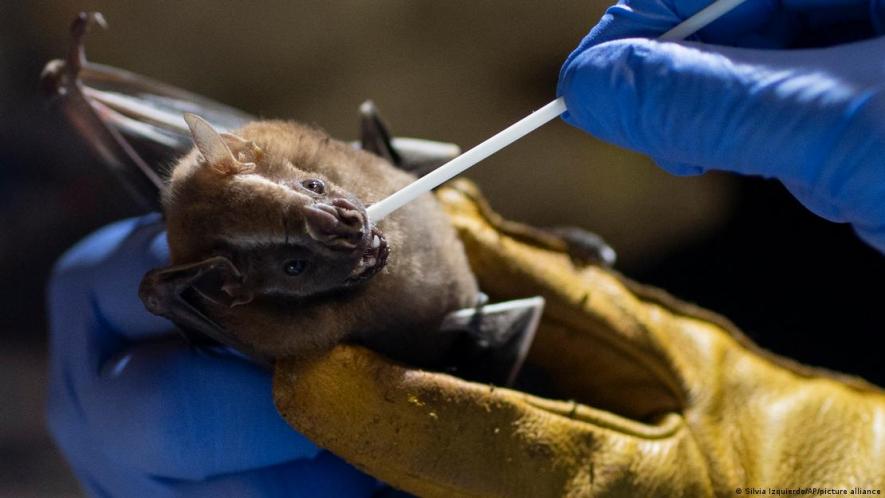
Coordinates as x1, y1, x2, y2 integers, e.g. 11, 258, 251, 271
365, 0, 747, 222
658, 0, 747, 42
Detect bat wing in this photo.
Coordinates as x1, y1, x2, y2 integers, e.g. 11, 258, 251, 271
40, 12, 254, 210
41, 12, 461, 212
439, 296, 544, 386
139, 257, 274, 368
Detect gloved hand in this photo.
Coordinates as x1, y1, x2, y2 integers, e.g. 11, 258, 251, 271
46, 214, 380, 497
274, 180, 885, 497
556, 0, 885, 252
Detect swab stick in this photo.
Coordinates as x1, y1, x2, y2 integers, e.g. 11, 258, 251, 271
366, 0, 747, 222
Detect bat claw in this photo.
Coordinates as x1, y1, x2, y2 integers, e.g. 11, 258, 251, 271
68, 12, 107, 77
71, 12, 107, 43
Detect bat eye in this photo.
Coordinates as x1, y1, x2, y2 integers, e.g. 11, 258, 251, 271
283, 259, 308, 276
302, 179, 325, 194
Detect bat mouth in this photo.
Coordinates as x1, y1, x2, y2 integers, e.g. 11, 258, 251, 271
345, 226, 389, 285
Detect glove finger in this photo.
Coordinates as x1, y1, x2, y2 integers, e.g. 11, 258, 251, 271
51, 336, 319, 481
53, 214, 174, 342
65, 446, 377, 498
668, 0, 781, 44
153, 451, 380, 498
851, 222, 885, 255
573, 0, 872, 53
274, 345, 710, 498
565, 0, 775, 51
557, 37, 884, 187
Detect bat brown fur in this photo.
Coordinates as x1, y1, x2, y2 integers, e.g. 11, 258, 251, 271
160, 119, 479, 364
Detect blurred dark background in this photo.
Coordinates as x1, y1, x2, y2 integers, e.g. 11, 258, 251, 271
1, 2, 882, 496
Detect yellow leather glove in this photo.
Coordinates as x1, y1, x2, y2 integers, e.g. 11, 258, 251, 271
274, 180, 885, 497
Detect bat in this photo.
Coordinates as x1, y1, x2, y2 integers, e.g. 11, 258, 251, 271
142, 112, 482, 371
42, 12, 615, 385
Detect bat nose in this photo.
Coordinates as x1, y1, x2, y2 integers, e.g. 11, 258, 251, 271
304, 202, 366, 245
331, 198, 365, 227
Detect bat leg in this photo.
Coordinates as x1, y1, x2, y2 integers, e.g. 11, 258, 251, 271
439, 296, 544, 386
139, 257, 272, 367
546, 226, 617, 267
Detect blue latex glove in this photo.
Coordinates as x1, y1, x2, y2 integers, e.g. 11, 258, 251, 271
46, 214, 381, 497
557, 0, 885, 252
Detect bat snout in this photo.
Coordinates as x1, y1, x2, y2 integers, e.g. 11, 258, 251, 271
331, 198, 365, 228
304, 200, 367, 248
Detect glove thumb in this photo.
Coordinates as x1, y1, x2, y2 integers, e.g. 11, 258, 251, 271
557, 37, 885, 227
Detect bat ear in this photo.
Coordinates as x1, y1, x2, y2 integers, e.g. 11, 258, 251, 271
183, 113, 255, 175
220, 132, 264, 165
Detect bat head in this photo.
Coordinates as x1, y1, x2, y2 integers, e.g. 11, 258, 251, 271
162, 113, 389, 307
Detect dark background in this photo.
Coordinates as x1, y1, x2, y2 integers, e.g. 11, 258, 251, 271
1, 2, 882, 496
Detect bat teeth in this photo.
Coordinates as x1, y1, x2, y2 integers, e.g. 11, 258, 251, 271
345, 227, 388, 286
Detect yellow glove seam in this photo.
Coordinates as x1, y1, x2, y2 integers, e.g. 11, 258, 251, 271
520, 395, 686, 439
